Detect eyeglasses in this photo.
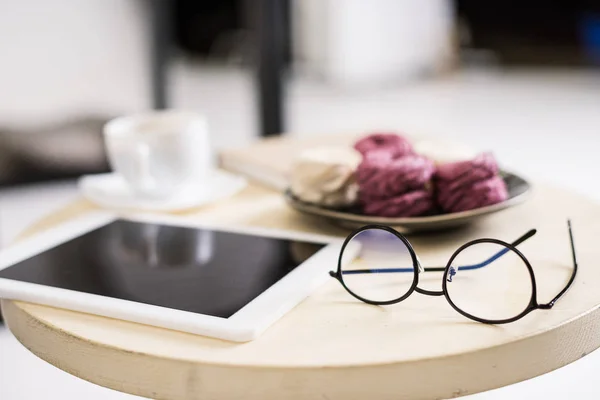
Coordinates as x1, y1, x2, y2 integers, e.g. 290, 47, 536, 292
329, 221, 577, 324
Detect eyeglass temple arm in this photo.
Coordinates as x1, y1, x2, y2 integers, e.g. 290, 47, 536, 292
337, 229, 537, 276
423, 228, 537, 273
538, 220, 578, 309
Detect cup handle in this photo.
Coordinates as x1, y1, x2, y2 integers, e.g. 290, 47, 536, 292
135, 143, 155, 193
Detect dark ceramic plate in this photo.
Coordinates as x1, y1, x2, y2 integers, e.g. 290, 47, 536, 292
284, 172, 531, 232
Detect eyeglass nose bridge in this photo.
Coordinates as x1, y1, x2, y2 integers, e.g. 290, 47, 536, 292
414, 255, 445, 297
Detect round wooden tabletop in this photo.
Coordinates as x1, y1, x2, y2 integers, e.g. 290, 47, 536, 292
3, 183, 600, 400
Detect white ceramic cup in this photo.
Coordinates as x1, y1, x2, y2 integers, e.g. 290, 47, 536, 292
103, 110, 212, 198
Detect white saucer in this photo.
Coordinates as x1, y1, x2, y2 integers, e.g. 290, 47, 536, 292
78, 171, 247, 212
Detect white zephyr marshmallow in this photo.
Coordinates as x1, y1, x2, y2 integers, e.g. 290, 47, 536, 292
290, 146, 362, 207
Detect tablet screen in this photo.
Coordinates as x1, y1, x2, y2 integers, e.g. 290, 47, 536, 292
0, 220, 326, 318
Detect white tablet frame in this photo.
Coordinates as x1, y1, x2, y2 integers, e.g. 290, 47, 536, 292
0, 211, 351, 342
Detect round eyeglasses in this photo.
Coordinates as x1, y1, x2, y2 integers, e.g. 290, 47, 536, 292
330, 221, 577, 324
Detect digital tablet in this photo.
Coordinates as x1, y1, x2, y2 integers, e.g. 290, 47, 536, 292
0, 212, 351, 342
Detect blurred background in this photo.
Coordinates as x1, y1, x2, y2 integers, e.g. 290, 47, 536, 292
1, 0, 600, 399
1, 0, 599, 187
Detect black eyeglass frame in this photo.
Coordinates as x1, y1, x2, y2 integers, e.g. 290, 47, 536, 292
329, 221, 578, 324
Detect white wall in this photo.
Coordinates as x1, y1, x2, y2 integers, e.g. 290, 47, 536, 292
0, 0, 150, 126
293, 0, 455, 87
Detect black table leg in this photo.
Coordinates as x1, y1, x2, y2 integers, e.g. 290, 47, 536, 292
256, 0, 287, 136
150, 0, 172, 110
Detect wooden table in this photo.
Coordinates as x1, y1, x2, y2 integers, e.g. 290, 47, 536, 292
2, 182, 600, 400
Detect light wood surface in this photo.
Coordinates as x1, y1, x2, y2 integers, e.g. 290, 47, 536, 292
3, 182, 600, 400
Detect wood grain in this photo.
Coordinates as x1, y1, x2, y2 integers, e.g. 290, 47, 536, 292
3, 182, 600, 400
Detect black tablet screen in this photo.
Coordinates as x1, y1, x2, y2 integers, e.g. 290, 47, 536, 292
0, 220, 326, 318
